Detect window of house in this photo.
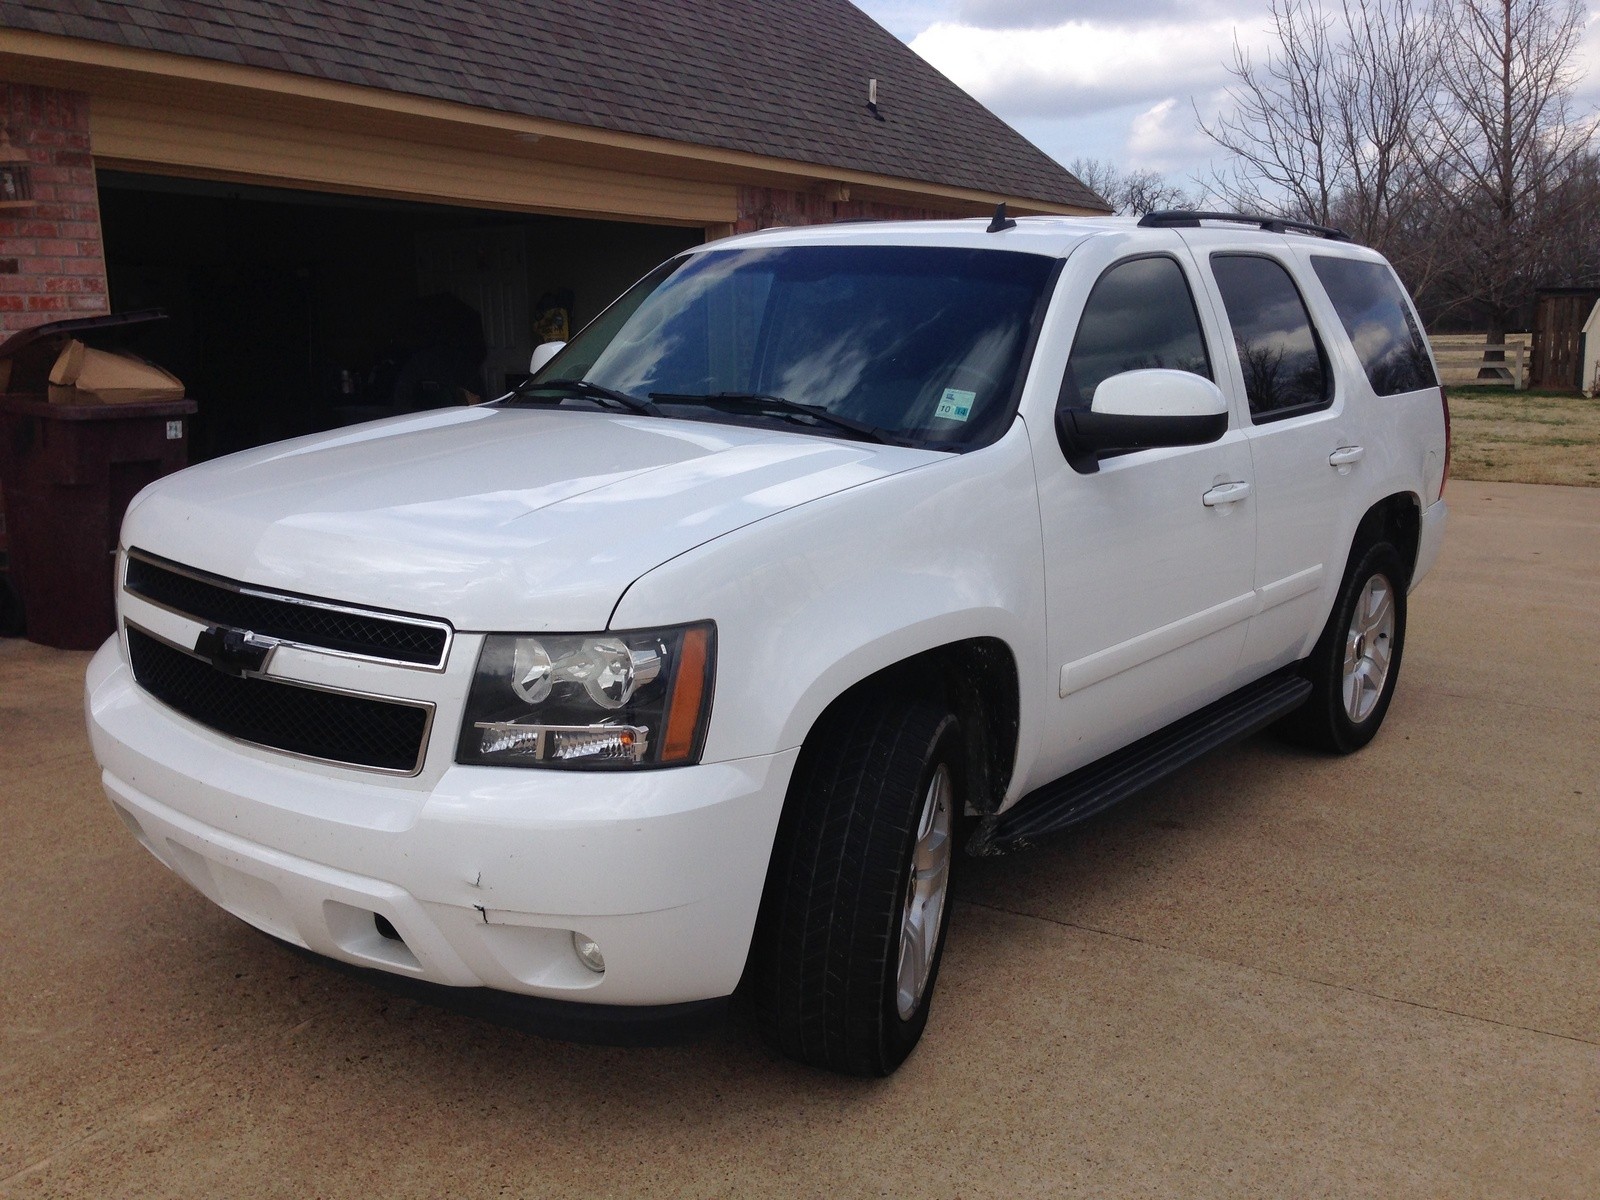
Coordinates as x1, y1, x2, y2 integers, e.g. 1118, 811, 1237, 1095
1061, 255, 1211, 408
1311, 255, 1437, 396
1210, 254, 1331, 419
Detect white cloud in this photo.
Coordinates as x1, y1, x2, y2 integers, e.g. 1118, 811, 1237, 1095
1576, 10, 1600, 107
1125, 97, 1222, 174
909, 17, 1267, 119
856, 0, 957, 41
954, 0, 1239, 29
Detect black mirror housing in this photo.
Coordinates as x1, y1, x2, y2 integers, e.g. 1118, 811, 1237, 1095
1056, 406, 1229, 474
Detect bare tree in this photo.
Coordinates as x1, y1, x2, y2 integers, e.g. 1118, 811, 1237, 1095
1423, 0, 1599, 359
1069, 158, 1196, 215
1199, 0, 1343, 222
1558, 151, 1600, 289
1197, 0, 1598, 354
1196, 0, 1440, 279
1328, 0, 1443, 275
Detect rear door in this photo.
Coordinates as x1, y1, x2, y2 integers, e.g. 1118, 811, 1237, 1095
1182, 231, 1354, 677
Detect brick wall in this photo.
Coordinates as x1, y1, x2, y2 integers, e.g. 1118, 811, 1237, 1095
0, 84, 109, 336
734, 185, 968, 234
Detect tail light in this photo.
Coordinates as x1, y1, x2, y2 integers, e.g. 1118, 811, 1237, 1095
1439, 385, 1451, 500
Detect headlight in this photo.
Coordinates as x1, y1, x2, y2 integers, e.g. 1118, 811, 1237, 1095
456, 623, 715, 769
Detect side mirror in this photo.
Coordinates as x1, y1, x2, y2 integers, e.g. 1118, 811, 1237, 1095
1056, 369, 1229, 474
529, 341, 566, 374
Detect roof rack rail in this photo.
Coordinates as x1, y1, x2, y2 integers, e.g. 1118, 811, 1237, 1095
1137, 210, 1352, 242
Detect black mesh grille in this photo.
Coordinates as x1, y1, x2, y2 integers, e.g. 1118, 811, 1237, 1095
126, 626, 431, 773
125, 552, 448, 666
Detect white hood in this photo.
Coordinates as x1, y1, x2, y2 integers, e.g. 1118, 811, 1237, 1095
122, 405, 943, 630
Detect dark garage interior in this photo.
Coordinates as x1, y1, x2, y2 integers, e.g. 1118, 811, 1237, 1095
96, 172, 702, 462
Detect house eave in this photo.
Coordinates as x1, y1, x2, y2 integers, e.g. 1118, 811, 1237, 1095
0, 28, 1102, 220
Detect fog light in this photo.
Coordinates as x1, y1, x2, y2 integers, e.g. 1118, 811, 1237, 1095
474, 721, 649, 764
572, 931, 606, 974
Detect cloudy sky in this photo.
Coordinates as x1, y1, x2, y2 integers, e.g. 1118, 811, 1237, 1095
855, 0, 1600, 189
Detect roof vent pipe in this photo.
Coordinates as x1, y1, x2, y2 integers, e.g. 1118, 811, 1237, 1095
868, 78, 884, 121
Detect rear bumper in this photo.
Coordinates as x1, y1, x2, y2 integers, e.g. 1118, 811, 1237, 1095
1411, 497, 1448, 590
86, 638, 797, 1009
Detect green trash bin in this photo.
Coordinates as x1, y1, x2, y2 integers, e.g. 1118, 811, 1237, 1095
0, 311, 196, 650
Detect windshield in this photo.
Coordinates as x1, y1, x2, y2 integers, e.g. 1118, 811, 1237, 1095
527, 244, 1058, 449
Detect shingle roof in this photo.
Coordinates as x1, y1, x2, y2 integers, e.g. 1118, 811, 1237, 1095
0, 0, 1107, 211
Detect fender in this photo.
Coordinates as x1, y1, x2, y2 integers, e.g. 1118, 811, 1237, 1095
609, 418, 1049, 804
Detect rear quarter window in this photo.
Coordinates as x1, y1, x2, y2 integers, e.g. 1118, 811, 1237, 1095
1311, 256, 1437, 396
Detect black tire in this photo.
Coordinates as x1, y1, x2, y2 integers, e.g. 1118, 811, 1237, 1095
1282, 540, 1407, 754
750, 693, 961, 1076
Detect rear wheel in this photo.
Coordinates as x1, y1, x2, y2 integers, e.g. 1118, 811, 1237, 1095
750, 694, 960, 1076
1283, 540, 1407, 753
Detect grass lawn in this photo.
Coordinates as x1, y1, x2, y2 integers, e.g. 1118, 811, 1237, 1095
1446, 386, 1600, 487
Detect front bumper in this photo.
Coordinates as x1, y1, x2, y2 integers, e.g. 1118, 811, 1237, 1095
86, 638, 797, 1008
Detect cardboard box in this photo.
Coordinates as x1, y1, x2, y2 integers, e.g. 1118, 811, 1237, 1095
47, 337, 184, 404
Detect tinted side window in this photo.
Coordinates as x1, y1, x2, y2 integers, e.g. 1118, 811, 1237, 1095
1063, 256, 1211, 408
1211, 254, 1330, 419
1311, 255, 1437, 395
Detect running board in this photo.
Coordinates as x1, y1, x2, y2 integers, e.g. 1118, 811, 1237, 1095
971, 672, 1312, 854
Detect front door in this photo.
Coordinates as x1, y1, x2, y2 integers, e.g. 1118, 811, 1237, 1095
1031, 236, 1257, 783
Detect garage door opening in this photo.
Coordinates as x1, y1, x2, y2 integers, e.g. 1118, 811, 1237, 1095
97, 172, 701, 461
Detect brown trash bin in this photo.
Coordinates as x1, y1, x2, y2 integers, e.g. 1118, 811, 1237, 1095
0, 311, 196, 650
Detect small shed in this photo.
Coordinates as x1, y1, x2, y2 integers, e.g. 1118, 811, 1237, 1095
1582, 298, 1600, 398
1530, 288, 1600, 390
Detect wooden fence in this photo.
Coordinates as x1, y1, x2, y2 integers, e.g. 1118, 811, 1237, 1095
1427, 333, 1530, 388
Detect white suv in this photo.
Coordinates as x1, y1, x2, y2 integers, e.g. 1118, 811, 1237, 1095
86, 211, 1449, 1075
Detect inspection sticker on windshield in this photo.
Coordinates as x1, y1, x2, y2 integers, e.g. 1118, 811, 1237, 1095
935, 388, 976, 421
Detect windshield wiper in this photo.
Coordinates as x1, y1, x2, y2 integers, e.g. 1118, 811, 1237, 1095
510, 378, 663, 416
647, 391, 902, 445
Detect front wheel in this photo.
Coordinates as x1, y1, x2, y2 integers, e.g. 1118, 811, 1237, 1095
1283, 540, 1408, 753
750, 695, 960, 1076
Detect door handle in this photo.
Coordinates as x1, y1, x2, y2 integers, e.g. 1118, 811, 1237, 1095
1202, 481, 1252, 507
1328, 445, 1366, 467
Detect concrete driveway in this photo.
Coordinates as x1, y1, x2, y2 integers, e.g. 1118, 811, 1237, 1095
2, 480, 1596, 1197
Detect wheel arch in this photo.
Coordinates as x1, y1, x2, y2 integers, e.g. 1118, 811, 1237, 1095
788, 636, 1021, 819
1350, 490, 1422, 587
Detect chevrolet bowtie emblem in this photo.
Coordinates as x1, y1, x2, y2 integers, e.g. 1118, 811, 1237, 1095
193, 626, 278, 676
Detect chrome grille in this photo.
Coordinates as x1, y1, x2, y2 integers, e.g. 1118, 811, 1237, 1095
124, 550, 451, 668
